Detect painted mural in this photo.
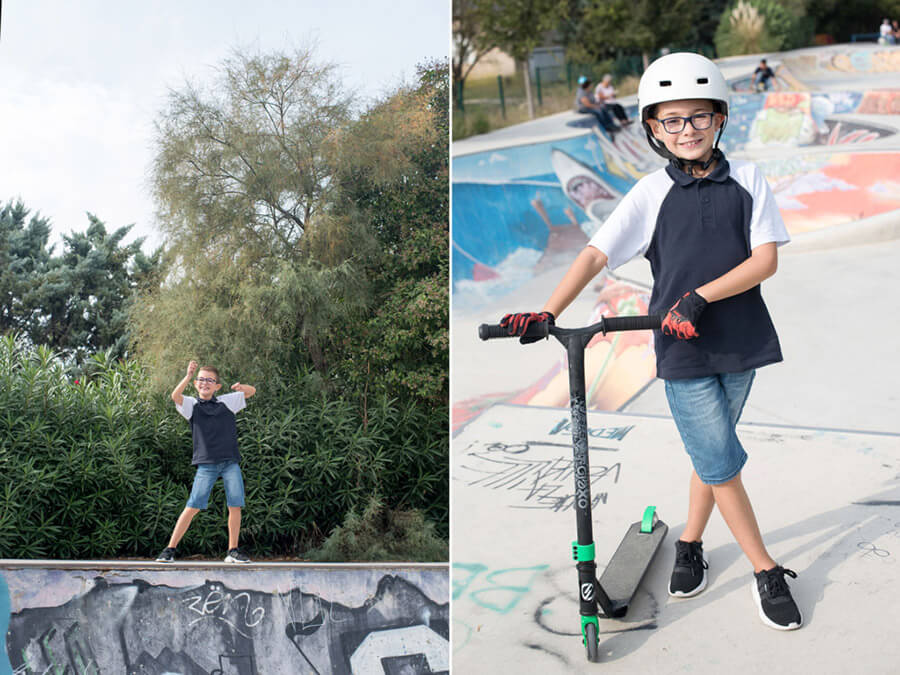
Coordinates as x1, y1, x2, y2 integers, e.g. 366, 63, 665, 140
1, 566, 448, 675
453, 275, 655, 432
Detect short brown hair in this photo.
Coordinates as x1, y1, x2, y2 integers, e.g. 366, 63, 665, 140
197, 366, 220, 382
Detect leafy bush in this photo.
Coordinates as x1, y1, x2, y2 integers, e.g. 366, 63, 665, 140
308, 495, 448, 562
0, 336, 446, 559
714, 0, 813, 57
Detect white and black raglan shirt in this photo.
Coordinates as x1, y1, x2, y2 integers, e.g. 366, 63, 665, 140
176, 392, 246, 464
588, 156, 790, 380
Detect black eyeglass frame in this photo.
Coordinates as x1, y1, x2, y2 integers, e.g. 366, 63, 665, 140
654, 112, 718, 134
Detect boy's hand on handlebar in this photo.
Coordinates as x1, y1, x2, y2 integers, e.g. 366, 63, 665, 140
661, 291, 707, 339
500, 311, 555, 344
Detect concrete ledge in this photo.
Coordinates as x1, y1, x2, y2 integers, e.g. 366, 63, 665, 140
0, 558, 448, 570
785, 208, 900, 253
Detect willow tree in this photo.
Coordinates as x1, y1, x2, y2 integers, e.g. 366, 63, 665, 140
133, 47, 366, 390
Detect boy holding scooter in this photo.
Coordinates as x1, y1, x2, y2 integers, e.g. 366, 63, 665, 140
156, 360, 256, 564
501, 53, 801, 630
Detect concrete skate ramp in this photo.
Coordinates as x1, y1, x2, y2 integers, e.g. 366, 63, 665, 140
452, 404, 900, 673
0, 561, 448, 674
780, 45, 900, 85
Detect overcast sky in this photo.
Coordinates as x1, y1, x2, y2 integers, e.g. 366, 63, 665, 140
0, 1, 448, 250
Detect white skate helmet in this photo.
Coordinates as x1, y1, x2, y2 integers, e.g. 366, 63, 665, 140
638, 52, 729, 168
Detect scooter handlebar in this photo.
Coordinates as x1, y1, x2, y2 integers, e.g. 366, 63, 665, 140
478, 322, 549, 341
478, 315, 661, 341
601, 315, 661, 332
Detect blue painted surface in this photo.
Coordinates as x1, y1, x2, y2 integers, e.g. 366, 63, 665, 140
0, 573, 11, 675
452, 133, 638, 295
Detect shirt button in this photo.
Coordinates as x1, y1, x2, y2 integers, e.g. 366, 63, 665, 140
702, 197, 710, 204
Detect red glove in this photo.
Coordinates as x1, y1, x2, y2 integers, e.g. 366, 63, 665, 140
661, 291, 707, 339
500, 311, 555, 344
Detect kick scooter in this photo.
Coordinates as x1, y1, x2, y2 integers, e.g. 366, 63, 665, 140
479, 314, 669, 662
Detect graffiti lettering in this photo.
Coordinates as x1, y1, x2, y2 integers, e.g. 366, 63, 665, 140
461, 443, 621, 511
4, 572, 449, 675
453, 564, 549, 615
548, 419, 635, 441
185, 588, 266, 638
349, 626, 449, 674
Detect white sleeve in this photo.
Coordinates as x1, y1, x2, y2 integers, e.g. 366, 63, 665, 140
176, 396, 196, 421
741, 162, 791, 250
587, 170, 669, 270
218, 391, 247, 414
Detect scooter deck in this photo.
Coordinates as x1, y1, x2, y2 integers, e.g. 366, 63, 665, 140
598, 518, 668, 617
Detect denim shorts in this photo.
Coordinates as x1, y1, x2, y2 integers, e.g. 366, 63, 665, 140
664, 370, 755, 485
186, 461, 245, 509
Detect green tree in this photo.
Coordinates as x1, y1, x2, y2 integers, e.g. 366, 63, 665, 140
326, 60, 449, 410
0, 201, 159, 361
0, 201, 53, 337
477, 0, 563, 119
152, 46, 353, 264
570, 0, 701, 70
808, 0, 900, 41
134, 46, 363, 389
453, 0, 496, 101
714, 0, 813, 57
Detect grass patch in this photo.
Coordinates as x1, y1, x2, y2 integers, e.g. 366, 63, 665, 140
454, 73, 638, 141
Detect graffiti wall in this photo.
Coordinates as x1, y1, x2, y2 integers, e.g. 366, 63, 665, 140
1, 565, 448, 675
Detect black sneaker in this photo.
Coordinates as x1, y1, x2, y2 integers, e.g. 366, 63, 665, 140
753, 566, 802, 630
155, 547, 176, 563
669, 540, 708, 597
224, 547, 250, 563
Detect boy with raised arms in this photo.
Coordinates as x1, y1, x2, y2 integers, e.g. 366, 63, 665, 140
156, 360, 256, 564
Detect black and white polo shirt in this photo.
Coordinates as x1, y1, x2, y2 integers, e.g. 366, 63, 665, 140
176, 392, 246, 465
588, 156, 790, 380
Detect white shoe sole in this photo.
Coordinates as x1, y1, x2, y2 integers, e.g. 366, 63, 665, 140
751, 580, 802, 630
669, 565, 707, 598
155, 558, 173, 563
224, 556, 250, 563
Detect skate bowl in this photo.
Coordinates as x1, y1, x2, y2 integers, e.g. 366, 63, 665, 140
0, 561, 448, 674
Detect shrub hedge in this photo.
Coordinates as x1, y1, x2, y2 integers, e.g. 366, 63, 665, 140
0, 335, 447, 560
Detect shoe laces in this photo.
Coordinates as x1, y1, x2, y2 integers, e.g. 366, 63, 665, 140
762, 566, 797, 597
676, 542, 707, 569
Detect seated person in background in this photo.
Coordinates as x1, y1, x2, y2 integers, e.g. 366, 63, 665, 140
574, 75, 620, 136
879, 18, 895, 45
753, 59, 775, 91
594, 73, 631, 125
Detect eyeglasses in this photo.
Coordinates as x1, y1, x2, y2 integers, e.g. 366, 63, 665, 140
195, 377, 219, 384
656, 112, 716, 134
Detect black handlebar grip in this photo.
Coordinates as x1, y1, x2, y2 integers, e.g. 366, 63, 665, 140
478, 322, 550, 341
478, 323, 509, 340
602, 315, 662, 332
